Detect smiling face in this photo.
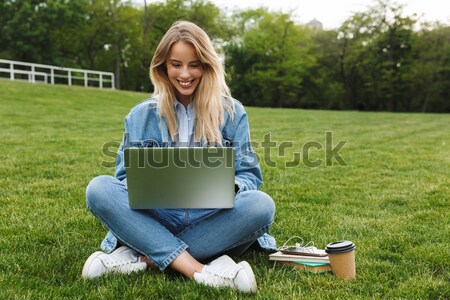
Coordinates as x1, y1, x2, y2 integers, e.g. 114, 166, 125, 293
166, 41, 204, 106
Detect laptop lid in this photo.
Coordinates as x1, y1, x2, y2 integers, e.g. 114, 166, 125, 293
124, 147, 235, 209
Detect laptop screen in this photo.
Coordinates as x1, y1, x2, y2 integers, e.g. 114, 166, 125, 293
124, 147, 235, 209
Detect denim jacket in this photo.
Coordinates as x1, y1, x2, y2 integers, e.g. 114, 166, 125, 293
100, 97, 277, 253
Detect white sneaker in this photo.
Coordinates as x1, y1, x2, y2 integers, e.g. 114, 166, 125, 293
194, 255, 257, 293
82, 246, 147, 279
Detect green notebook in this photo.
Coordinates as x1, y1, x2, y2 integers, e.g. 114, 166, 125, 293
293, 261, 329, 267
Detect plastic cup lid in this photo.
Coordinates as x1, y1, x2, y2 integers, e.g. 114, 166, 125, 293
326, 246, 356, 254
325, 240, 356, 254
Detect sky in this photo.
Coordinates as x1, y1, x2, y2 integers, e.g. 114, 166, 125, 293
208, 0, 450, 29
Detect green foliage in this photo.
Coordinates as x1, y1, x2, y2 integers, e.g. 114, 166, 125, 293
0, 0, 449, 111
411, 26, 450, 112
225, 9, 316, 107
0, 0, 86, 64
336, 0, 417, 111
0, 81, 449, 299
302, 29, 346, 109
328, 0, 450, 112
223, 0, 449, 111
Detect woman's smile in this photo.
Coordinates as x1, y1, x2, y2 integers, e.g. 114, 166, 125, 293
178, 80, 194, 88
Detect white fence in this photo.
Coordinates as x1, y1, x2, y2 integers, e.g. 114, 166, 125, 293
0, 59, 115, 89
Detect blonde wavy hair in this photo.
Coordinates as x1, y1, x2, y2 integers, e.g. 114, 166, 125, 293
150, 20, 235, 144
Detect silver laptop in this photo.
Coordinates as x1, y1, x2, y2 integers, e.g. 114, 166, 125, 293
124, 147, 235, 209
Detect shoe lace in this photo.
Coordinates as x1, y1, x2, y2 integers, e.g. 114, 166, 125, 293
104, 253, 141, 271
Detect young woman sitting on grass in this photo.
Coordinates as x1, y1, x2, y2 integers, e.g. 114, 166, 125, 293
82, 20, 276, 293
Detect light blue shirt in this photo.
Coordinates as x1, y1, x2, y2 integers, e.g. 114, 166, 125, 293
174, 100, 195, 147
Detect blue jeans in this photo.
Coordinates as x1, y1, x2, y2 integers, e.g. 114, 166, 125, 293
86, 175, 275, 271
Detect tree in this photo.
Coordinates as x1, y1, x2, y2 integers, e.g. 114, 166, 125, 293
0, 0, 86, 65
336, 0, 418, 111
302, 28, 346, 109
411, 24, 450, 112
225, 9, 315, 107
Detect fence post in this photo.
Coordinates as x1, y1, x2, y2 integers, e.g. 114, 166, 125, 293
84, 72, 88, 87
111, 73, 115, 89
99, 74, 103, 88
68, 70, 72, 86
31, 65, 35, 83
10, 62, 14, 80
50, 68, 54, 84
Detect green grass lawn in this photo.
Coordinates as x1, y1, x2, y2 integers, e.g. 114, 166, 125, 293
0, 80, 448, 299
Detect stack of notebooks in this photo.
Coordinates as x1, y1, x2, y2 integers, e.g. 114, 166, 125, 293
269, 248, 331, 273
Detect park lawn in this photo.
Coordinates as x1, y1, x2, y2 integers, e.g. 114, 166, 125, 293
0, 80, 448, 299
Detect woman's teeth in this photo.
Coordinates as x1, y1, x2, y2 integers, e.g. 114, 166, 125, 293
179, 81, 192, 87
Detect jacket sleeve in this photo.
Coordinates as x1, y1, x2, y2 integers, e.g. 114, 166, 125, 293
114, 119, 128, 182
232, 108, 262, 192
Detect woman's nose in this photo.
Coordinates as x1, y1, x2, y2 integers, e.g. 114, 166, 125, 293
180, 66, 190, 78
